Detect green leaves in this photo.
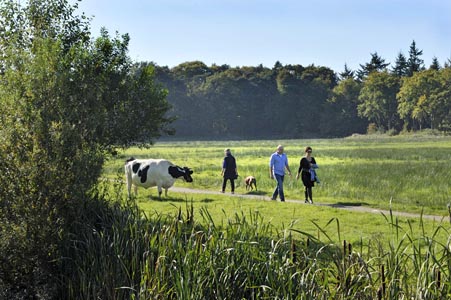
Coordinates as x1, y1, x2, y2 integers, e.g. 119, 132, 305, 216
0, 1, 173, 297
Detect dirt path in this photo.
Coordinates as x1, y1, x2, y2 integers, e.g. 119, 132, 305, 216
170, 187, 448, 222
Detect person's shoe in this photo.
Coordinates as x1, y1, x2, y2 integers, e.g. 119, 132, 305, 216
309, 200, 313, 204
231, 191, 234, 194
305, 199, 309, 203
220, 190, 224, 193
271, 198, 276, 200
281, 199, 285, 202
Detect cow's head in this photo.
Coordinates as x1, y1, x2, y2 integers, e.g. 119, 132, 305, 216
182, 167, 194, 182
169, 166, 194, 182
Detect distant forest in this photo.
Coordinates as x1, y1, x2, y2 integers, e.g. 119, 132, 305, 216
146, 40, 451, 139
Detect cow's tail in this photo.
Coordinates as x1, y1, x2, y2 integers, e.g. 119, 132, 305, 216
125, 162, 133, 197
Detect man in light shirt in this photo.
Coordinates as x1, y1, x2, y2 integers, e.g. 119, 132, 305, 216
269, 145, 292, 202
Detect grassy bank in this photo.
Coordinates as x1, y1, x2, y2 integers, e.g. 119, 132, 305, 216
54, 135, 451, 298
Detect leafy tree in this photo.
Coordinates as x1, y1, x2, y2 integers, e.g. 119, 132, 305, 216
357, 71, 400, 131
397, 69, 443, 130
321, 78, 367, 136
0, 0, 173, 297
171, 60, 211, 82
276, 68, 298, 95
433, 68, 451, 131
406, 40, 425, 76
391, 52, 409, 77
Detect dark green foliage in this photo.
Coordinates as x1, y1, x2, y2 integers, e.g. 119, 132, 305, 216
429, 57, 441, 71
339, 63, 355, 80
149, 39, 451, 139
156, 62, 340, 139
356, 52, 390, 81
321, 78, 367, 136
0, 0, 172, 298
358, 71, 401, 131
391, 52, 409, 77
407, 40, 425, 76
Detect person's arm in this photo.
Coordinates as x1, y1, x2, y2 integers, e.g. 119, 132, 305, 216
269, 155, 274, 178
221, 159, 226, 176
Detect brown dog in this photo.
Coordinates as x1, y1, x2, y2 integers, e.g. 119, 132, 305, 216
245, 176, 257, 191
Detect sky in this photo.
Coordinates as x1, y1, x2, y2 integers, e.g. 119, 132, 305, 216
73, 0, 451, 73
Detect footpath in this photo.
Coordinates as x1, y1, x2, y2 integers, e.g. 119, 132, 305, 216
170, 187, 447, 222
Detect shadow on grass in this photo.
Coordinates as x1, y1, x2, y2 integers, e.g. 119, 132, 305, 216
328, 202, 369, 208
200, 198, 214, 203
245, 191, 266, 196
149, 196, 187, 202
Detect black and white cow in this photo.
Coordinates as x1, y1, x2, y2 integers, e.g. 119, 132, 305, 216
125, 157, 193, 198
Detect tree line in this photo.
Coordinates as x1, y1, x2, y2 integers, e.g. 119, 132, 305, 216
150, 41, 451, 139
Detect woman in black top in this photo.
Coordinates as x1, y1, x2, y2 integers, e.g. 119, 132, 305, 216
221, 148, 238, 194
296, 146, 316, 203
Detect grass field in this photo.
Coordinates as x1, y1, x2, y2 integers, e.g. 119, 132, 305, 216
102, 134, 451, 246
60, 134, 451, 299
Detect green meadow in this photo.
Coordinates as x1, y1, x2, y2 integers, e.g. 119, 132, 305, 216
103, 134, 451, 246
58, 133, 451, 299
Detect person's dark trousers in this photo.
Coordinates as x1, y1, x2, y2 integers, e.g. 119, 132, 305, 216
222, 178, 235, 192
272, 174, 285, 201
305, 187, 313, 203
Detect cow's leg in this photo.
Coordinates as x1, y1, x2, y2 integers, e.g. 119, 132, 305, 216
164, 188, 168, 197
157, 186, 163, 198
134, 185, 138, 196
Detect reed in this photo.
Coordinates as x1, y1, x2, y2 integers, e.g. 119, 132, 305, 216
60, 186, 451, 299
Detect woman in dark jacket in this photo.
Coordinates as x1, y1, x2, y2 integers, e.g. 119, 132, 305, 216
221, 148, 238, 194
296, 146, 317, 203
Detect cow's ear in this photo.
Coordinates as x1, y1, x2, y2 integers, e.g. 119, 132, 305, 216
189, 170, 194, 174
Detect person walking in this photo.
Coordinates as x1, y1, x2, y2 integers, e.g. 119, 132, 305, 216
296, 146, 317, 204
269, 145, 292, 202
221, 148, 238, 194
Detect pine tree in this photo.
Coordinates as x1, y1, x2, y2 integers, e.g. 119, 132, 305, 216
407, 40, 424, 76
429, 57, 441, 70
357, 52, 389, 80
339, 63, 355, 80
391, 52, 408, 77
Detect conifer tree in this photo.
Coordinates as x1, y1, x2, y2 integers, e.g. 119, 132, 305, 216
357, 52, 389, 80
339, 63, 355, 80
391, 52, 409, 77
407, 40, 425, 76
429, 57, 441, 70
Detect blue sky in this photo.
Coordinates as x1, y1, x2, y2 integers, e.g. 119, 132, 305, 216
74, 0, 451, 73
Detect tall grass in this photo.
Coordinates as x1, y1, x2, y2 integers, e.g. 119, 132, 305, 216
60, 181, 451, 299
66, 136, 451, 299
